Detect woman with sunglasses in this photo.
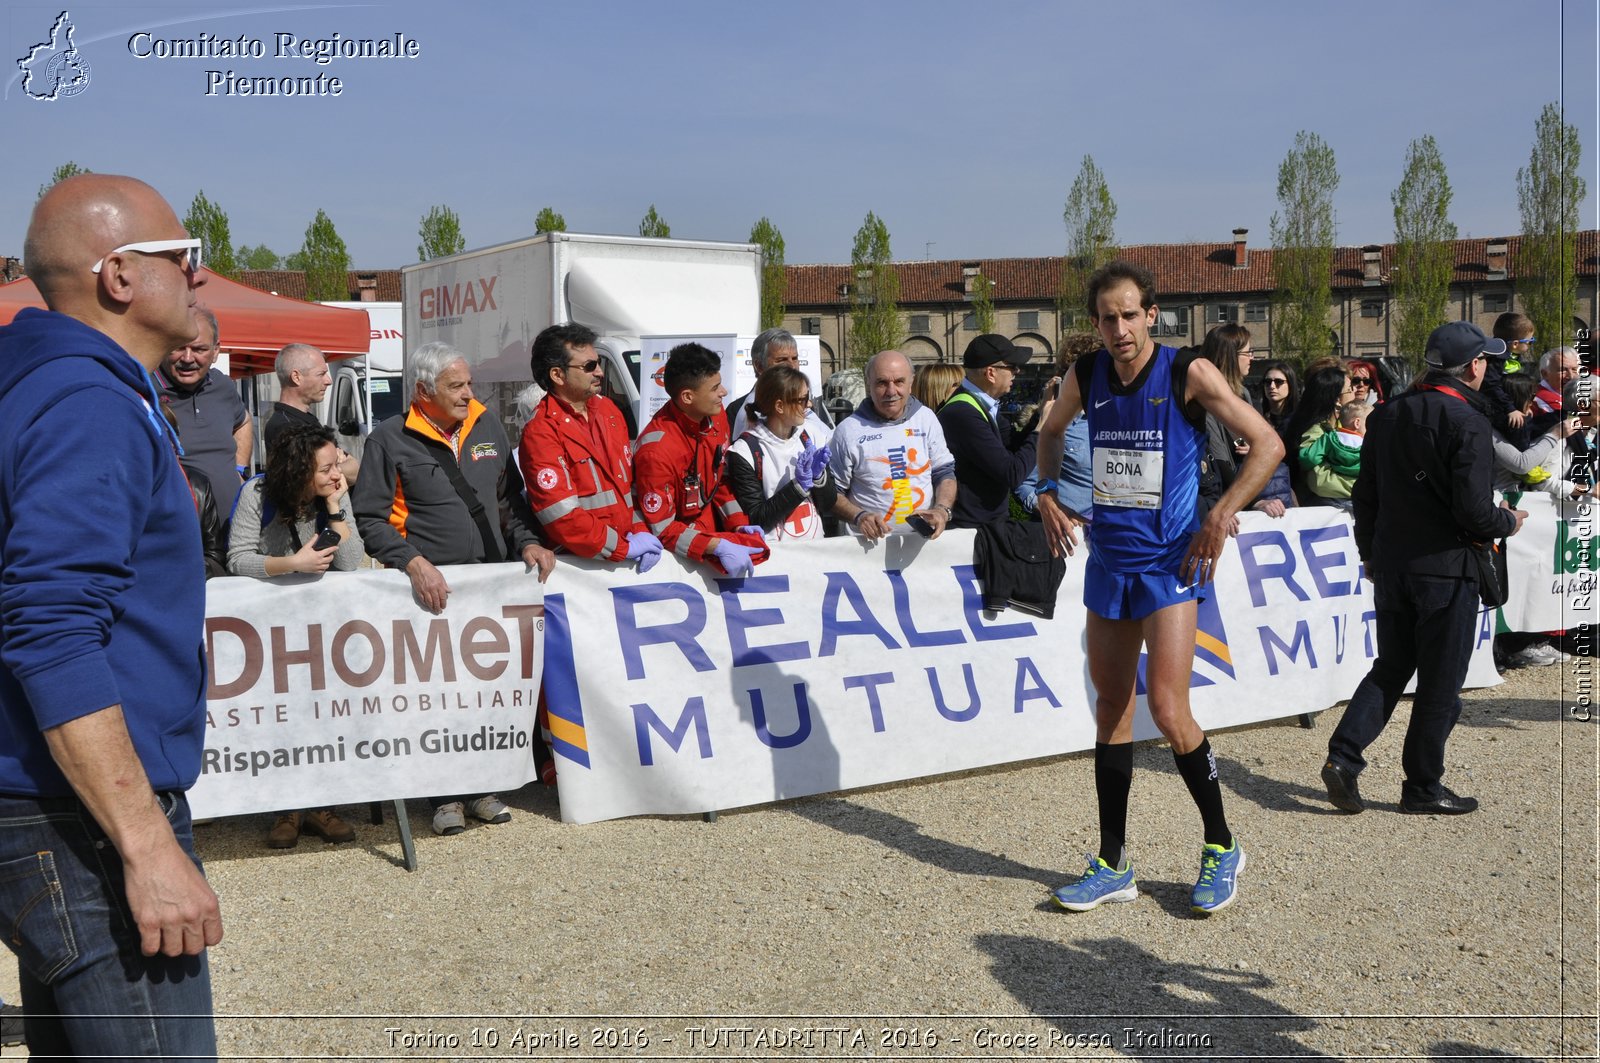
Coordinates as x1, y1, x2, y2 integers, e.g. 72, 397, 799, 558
1197, 326, 1292, 516
1256, 360, 1299, 437
725, 365, 836, 541
1346, 359, 1383, 407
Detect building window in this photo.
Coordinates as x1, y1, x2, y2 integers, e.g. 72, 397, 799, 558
1205, 303, 1238, 325
1360, 299, 1384, 319
800, 317, 821, 335
1154, 307, 1190, 337
908, 314, 930, 334
1244, 302, 1268, 322
1481, 293, 1511, 314
962, 312, 978, 331
1017, 311, 1039, 330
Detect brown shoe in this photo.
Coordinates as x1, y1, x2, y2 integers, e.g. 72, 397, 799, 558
266, 812, 302, 849
301, 808, 356, 843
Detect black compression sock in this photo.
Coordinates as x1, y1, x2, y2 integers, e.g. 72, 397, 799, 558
1094, 741, 1133, 867
1173, 738, 1232, 849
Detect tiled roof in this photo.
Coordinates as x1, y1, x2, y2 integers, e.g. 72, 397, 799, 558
785, 232, 1600, 308
236, 269, 403, 302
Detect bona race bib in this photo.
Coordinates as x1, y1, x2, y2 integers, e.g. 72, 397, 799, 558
1092, 445, 1163, 510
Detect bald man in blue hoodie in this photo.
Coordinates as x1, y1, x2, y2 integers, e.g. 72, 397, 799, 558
0, 175, 222, 1058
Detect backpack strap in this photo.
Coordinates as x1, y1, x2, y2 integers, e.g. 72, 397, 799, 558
404, 428, 504, 563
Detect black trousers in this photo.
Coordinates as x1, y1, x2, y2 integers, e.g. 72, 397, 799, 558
1327, 572, 1480, 801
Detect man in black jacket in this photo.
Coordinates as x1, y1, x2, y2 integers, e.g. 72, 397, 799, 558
1321, 322, 1526, 816
938, 334, 1049, 528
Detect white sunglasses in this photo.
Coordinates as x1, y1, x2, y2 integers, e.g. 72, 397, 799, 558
91, 239, 202, 274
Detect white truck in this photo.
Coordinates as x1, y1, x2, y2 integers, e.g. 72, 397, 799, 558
400, 231, 762, 437
243, 301, 404, 468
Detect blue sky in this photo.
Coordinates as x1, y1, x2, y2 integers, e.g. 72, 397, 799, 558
4, 0, 1596, 268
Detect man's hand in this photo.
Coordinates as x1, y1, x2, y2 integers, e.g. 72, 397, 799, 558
851, 510, 890, 542
626, 531, 663, 574
709, 538, 760, 577
1182, 510, 1239, 587
1251, 498, 1287, 518
521, 543, 556, 583
1503, 501, 1529, 537
123, 830, 223, 957
1038, 494, 1081, 558
909, 507, 949, 540
735, 524, 767, 542
405, 555, 450, 612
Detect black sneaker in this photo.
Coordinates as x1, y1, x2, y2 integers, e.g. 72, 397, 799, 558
1321, 760, 1364, 813
1400, 787, 1478, 815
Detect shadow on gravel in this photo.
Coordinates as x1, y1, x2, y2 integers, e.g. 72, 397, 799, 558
1457, 695, 1582, 728
788, 799, 1060, 885
1429, 1044, 1523, 1060
1209, 754, 1366, 816
975, 934, 1333, 1058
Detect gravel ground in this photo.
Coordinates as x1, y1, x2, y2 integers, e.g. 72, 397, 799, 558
3, 662, 1595, 1061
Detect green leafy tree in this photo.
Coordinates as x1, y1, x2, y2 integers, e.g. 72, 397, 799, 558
1390, 135, 1458, 371
37, 161, 90, 199
638, 204, 671, 239
297, 209, 352, 302
1058, 155, 1118, 338
182, 190, 239, 279
1270, 130, 1340, 363
535, 207, 567, 234
848, 211, 900, 368
1516, 102, 1588, 350
750, 217, 787, 329
237, 244, 283, 271
283, 249, 307, 271
417, 204, 465, 261
971, 271, 997, 334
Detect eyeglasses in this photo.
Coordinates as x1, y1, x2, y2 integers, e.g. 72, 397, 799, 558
1264, 377, 1288, 387
564, 359, 601, 373
1512, 337, 1536, 347
1350, 377, 1372, 388
91, 238, 202, 275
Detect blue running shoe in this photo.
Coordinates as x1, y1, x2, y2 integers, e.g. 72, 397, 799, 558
1191, 840, 1246, 914
1051, 855, 1138, 911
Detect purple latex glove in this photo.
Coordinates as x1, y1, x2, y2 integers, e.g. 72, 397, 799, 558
709, 538, 759, 577
808, 444, 831, 486
795, 436, 819, 491
626, 531, 663, 573
735, 524, 766, 542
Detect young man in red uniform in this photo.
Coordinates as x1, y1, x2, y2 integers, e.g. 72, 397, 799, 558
521, 323, 661, 570
633, 343, 766, 576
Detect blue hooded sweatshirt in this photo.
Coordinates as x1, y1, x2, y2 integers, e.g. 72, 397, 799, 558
0, 308, 207, 797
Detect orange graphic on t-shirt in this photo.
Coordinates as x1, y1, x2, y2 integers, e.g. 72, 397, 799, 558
870, 446, 930, 522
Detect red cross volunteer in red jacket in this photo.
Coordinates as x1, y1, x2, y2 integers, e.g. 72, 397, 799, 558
632, 343, 767, 577
521, 324, 661, 571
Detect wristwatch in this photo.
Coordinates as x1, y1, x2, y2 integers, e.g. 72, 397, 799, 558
1036, 478, 1060, 495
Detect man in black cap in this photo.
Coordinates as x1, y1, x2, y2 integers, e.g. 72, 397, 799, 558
937, 334, 1052, 528
1321, 320, 1527, 817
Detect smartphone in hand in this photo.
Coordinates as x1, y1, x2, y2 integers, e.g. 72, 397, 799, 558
311, 526, 342, 551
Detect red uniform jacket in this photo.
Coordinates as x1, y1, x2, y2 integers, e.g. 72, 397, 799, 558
520, 393, 640, 561
632, 401, 747, 563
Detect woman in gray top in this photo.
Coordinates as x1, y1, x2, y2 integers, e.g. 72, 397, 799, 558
227, 423, 365, 849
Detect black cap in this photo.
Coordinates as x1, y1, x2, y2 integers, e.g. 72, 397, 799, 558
963, 334, 1032, 369
1424, 321, 1507, 369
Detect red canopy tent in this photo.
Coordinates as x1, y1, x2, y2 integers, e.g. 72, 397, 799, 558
0, 268, 371, 377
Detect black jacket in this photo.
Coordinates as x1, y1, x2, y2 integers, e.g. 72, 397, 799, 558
937, 386, 1038, 528
1354, 372, 1518, 579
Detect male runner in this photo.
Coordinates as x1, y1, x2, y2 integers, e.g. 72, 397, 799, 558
1034, 260, 1283, 915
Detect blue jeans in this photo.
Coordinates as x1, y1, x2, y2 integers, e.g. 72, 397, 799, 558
1327, 572, 1479, 801
0, 790, 217, 1061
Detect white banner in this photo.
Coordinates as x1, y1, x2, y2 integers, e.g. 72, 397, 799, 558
1502, 493, 1600, 635
545, 509, 1503, 824
189, 564, 543, 819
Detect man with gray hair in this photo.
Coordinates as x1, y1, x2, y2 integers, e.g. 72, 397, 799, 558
1527, 345, 1582, 440
158, 304, 251, 511
353, 341, 555, 836
1530, 372, 1597, 502
727, 327, 833, 441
